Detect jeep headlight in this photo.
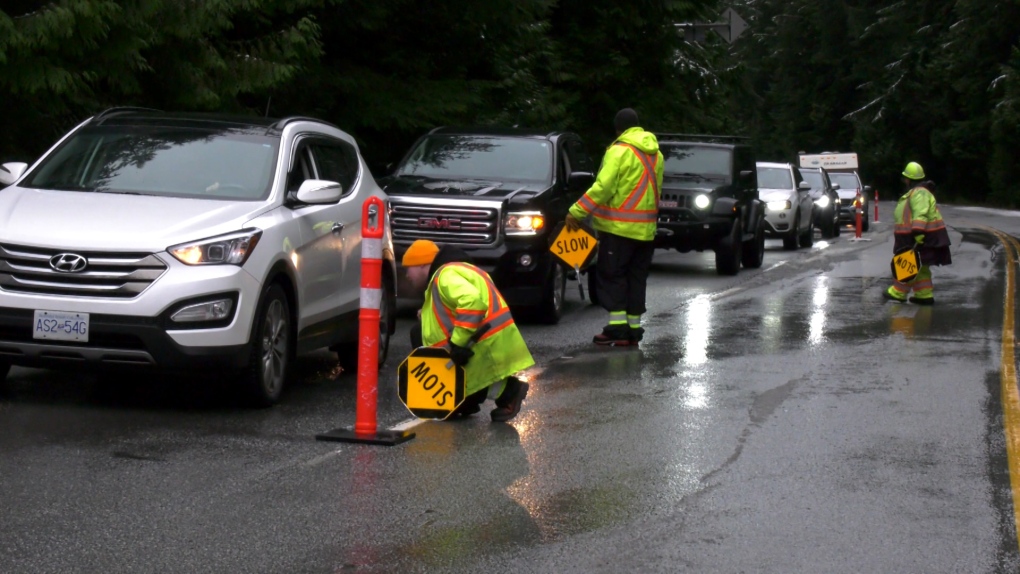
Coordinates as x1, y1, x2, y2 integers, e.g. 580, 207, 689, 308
693, 194, 711, 209
169, 229, 262, 266
767, 200, 791, 211
814, 195, 830, 208
505, 211, 546, 236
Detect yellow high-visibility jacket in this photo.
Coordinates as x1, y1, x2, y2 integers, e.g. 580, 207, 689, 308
569, 127, 664, 241
422, 262, 535, 394
893, 184, 952, 266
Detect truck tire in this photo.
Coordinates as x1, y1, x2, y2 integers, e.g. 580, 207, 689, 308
715, 221, 742, 276
0, 361, 9, 396
586, 269, 599, 306
534, 263, 566, 325
741, 218, 765, 269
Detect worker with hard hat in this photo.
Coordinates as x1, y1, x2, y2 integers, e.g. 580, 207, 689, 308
883, 161, 952, 304
402, 239, 534, 421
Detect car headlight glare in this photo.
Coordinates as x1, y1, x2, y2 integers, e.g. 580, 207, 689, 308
505, 211, 545, 235
170, 229, 262, 266
767, 200, 792, 211
694, 194, 711, 209
814, 195, 830, 208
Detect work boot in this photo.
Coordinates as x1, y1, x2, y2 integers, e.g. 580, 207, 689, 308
629, 327, 645, 343
909, 296, 934, 306
883, 290, 907, 303
593, 325, 631, 346
491, 377, 529, 422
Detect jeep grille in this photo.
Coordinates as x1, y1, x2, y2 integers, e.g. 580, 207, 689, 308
391, 203, 501, 246
0, 243, 167, 298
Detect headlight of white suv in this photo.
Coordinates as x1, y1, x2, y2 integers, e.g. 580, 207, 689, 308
505, 211, 546, 236
814, 195, 830, 208
767, 200, 791, 211
169, 229, 262, 266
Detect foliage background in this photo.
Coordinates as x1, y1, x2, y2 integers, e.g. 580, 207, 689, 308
1, 0, 1018, 204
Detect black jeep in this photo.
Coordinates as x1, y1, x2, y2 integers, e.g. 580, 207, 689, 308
653, 134, 765, 275
378, 127, 595, 324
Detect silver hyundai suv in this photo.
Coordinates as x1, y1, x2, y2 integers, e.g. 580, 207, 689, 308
0, 108, 397, 406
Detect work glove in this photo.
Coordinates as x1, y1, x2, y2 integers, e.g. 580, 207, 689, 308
914, 234, 925, 245
448, 342, 474, 367
565, 213, 581, 232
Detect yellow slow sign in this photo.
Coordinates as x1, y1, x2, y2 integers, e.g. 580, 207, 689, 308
397, 347, 465, 420
549, 223, 598, 270
891, 248, 921, 283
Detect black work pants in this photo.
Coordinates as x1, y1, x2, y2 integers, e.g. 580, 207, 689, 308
596, 232, 655, 315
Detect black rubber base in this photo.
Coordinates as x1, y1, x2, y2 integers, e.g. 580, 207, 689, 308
315, 428, 416, 446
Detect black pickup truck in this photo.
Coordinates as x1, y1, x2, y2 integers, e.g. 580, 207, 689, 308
653, 134, 766, 275
378, 127, 595, 324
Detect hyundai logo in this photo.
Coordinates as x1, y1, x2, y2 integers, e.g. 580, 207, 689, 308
49, 253, 88, 273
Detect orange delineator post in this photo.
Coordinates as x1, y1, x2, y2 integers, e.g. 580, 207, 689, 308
873, 188, 880, 223
316, 196, 414, 446
854, 194, 863, 238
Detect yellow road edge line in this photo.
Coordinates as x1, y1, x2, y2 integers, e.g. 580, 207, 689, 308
986, 226, 1020, 551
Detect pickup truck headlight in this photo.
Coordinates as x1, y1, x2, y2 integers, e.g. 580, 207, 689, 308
694, 194, 711, 209
169, 229, 262, 266
814, 195, 830, 208
767, 200, 791, 212
505, 211, 546, 236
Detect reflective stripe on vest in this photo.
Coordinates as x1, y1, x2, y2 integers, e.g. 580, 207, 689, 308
428, 263, 515, 346
895, 188, 946, 235
578, 144, 659, 224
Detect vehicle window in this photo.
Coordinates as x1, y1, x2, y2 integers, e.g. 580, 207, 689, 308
800, 170, 822, 189
565, 139, 593, 173
395, 135, 553, 183
757, 167, 793, 189
287, 147, 314, 193
829, 172, 860, 190
662, 146, 730, 177
310, 141, 359, 195
23, 125, 278, 200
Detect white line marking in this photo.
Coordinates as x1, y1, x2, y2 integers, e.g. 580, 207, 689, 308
764, 261, 787, 272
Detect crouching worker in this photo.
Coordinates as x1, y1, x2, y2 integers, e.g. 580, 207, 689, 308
402, 239, 534, 422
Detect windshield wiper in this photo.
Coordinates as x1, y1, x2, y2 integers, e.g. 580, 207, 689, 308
666, 172, 712, 181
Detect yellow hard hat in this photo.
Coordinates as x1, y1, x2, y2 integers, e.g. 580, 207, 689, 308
902, 162, 925, 180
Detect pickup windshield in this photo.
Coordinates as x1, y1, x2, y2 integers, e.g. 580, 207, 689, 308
662, 145, 731, 179
395, 135, 553, 183
23, 125, 279, 200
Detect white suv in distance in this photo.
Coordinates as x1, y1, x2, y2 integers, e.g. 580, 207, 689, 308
756, 161, 815, 250
0, 108, 397, 406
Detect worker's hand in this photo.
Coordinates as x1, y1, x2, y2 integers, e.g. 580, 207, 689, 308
914, 234, 925, 245
448, 343, 474, 367
565, 214, 581, 232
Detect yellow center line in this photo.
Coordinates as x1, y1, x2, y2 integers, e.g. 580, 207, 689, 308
986, 226, 1020, 551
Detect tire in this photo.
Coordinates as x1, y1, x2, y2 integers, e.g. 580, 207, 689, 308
782, 214, 799, 250
0, 361, 9, 396
715, 221, 742, 276
862, 211, 871, 232
799, 215, 814, 248
833, 212, 841, 237
239, 283, 292, 408
586, 269, 599, 306
820, 209, 836, 239
741, 218, 765, 269
534, 262, 566, 325
335, 275, 394, 372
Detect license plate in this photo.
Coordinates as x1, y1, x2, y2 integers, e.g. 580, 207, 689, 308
33, 310, 90, 342
659, 200, 678, 208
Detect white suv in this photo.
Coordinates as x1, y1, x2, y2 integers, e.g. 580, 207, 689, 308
0, 108, 396, 406
757, 161, 815, 250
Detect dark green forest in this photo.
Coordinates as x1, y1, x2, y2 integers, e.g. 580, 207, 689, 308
2, 0, 1018, 204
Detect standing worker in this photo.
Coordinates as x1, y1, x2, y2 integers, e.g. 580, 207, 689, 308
565, 108, 663, 345
403, 239, 534, 421
883, 161, 952, 305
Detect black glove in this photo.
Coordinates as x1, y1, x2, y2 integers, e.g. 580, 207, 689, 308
449, 343, 474, 367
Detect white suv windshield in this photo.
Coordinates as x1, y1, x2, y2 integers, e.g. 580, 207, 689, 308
829, 172, 860, 190
395, 135, 552, 183
23, 125, 279, 200
757, 167, 793, 189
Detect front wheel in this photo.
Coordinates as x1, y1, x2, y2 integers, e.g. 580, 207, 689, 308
799, 215, 814, 248
715, 220, 742, 276
0, 361, 10, 396
534, 262, 566, 324
239, 283, 292, 407
782, 214, 800, 250
741, 219, 765, 269
586, 268, 599, 306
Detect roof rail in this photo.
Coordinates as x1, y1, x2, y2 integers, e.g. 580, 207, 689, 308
655, 133, 750, 142
94, 107, 163, 120
270, 116, 340, 131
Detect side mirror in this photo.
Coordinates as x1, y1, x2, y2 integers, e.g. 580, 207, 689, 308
798, 181, 812, 191
739, 169, 754, 181
0, 162, 29, 186
831, 183, 840, 191
295, 179, 343, 204
864, 185, 873, 193
567, 171, 594, 192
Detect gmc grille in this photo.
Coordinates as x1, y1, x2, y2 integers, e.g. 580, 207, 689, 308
0, 243, 167, 298
391, 202, 501, 246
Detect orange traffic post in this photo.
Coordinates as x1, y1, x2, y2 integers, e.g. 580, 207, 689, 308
873, 188, 880, 223
317, 196, 415, 446
854, 196, 862, 238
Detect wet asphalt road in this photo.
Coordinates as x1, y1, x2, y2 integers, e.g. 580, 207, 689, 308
3, 202, 1020, 573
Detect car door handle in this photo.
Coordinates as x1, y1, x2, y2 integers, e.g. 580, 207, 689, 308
331, 222, 344, 235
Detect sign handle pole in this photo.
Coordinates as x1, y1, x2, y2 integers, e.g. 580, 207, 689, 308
316, 197, 414, 446
575, 264, 585, 300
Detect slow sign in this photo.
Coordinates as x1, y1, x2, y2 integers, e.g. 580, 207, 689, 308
397, 347, 465, 420
891, 247, 921, 283
548, 221, 598, 271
